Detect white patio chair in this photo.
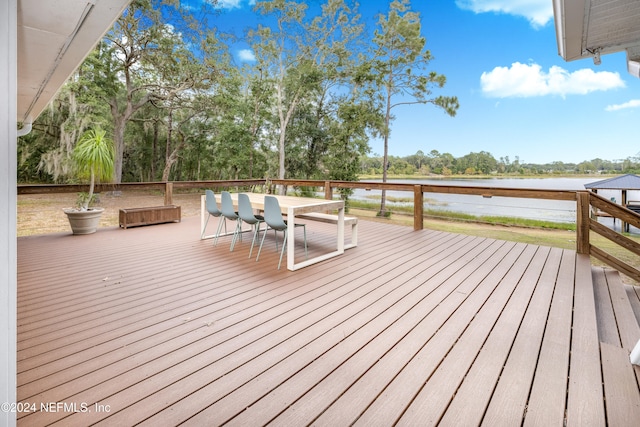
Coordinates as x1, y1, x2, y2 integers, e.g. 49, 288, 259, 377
238, 193, 265, 258
256, 195, 307, 269
220, 191, 242, 251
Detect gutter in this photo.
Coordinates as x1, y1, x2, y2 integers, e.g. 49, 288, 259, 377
17, 117, 32, 137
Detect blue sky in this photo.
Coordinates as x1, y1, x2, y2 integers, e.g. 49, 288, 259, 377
211, 0, 640, 165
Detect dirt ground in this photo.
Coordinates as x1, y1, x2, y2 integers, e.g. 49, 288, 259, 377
17, 190, 205, 236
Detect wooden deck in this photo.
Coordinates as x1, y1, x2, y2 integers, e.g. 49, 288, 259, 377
16, 215, 640, 426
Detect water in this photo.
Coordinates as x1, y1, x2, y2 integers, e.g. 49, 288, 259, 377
350, 177, 639, 233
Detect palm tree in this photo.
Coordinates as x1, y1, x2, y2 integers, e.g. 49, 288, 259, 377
72, 127, 115, 210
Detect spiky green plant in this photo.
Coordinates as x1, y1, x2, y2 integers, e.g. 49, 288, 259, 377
72, 128, 115, 210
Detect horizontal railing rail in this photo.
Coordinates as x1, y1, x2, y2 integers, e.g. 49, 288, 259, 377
17, 180, 266, 195
17, 179, 640, 281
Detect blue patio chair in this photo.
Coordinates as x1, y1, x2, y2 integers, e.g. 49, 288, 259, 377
238, 193, 265, 258
256, 195, 307, 269
203, 190, 225, 241
220, 191, 242, 251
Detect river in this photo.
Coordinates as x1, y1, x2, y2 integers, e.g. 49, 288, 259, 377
350, 177, 639, 233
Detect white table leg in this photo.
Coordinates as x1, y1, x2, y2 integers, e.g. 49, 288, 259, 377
337, 206, 345, 252
200, 195, 206, 239
287, 206, 295, 271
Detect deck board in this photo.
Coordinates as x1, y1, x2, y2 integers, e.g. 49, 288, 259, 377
604, 269, 640, 353
102, 230, 458, 426
251, 239, 513, 427
566, 254, 606, 427
311, 241, 523, 427
627, 283, 640, 325
600, 342, 640, 425
148, 234, 487, 426
523, 249, 575, 426
470, 246, 562, 426
15, 214, 640, 426
434, 244, 549, 426
593, 267, 621, 346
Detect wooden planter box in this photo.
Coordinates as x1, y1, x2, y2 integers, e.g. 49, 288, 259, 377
119, 205, 181, 229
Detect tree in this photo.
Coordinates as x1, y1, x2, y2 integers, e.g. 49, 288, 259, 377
456, 151, 497, 175
250, 0, 313, 193
250, 0, 370, 193
90, 0, 222, 183
153, 27, 231, 181
71, 128, 115, 210
92, 0, 164, 183
371, 0, 458, 215
27, 63, 111, 184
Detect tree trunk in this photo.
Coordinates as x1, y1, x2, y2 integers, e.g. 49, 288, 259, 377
151, 121, 158, 180
379, 79, 392, 217
83, 170, 95, 211
113, 117, 127, 184
161, 111, 175, 182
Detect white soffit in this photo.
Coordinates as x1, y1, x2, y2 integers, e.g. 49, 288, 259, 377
553, 0, 640, 76
17, 0, 131, 122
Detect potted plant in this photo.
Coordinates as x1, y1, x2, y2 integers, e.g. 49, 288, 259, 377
63, 127, 115, 234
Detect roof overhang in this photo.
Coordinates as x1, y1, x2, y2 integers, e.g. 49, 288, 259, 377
17, 0, 131, 123
553, 0, 640, 77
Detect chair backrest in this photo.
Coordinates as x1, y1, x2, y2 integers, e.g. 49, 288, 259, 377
205, 189, 221, 216
263, 196, 287, 231
220, 191, 238, 219
238, 193, 257, 223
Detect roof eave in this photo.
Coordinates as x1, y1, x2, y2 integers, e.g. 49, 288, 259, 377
553, 0, 586, 62
17, 0, 131, 123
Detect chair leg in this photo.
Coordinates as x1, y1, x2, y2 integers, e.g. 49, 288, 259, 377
230, 220, 242, 251
273, 228, 279, 251
278, 231, 287, 270
256, 225, 269, 262
248, 222, 261, 258
213, 217, 226, 246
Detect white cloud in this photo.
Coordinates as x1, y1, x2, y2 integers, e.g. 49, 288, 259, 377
217, 0, 255, 9
456, 0, 553, 28
480, 62, 625, 98
217, 0, 243, 9
237, 49, 256, 62
606, 99, 640, 111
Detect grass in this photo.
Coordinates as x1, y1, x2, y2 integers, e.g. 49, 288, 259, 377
348, 198, 575, 231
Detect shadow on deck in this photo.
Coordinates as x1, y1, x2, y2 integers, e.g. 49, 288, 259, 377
16, 215, 640, 426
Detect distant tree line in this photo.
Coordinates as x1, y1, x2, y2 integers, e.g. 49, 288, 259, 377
361, 150, 640, 176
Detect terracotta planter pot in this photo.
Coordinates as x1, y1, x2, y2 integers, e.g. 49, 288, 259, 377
63, 207, 105, 235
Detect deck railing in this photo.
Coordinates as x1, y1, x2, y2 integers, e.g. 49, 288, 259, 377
579, 191, 640, 281
18, 178, 640, 281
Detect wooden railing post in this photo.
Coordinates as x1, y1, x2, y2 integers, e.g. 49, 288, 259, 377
324, 181, 333, 200
414, 185, 423, 231
576, 191, 590, 254
164, 182, 173, 206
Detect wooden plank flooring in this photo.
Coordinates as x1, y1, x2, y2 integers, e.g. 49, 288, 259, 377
16, 215, 640, 426
592, 266, 640, 425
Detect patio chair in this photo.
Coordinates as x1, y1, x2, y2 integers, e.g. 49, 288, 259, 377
203, 190, 225, 241
256, 195, 307, 269
238, 193, 265, 258
220, 191, 242, 251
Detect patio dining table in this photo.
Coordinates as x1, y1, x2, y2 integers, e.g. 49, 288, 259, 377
201, 192, 345, 271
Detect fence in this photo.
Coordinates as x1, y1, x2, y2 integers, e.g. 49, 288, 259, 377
18, 179, 640, 281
